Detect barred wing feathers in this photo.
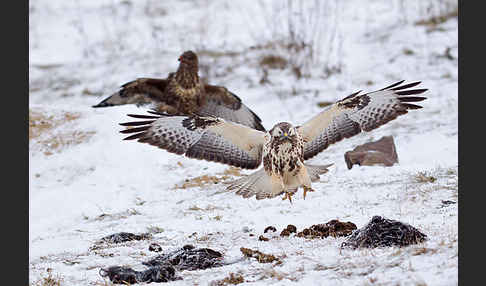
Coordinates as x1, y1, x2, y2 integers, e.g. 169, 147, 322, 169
92, 78, 169, 108
297, 81, 427, 160
120, 112, 266, 169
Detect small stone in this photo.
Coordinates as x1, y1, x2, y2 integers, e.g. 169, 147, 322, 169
344, 136, 398, 169
296, 220, 357, 239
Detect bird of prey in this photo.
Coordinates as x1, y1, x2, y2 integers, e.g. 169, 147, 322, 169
119, 80, 427, 202
93, 50, 265, 131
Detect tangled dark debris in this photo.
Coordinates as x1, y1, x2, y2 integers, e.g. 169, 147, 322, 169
144, 244, 224, 271
98, 232, 152, 244
99, 264, 180, 284
100, 244, 224, 284
296, 220, 357, 239
90, 232, 153, 252
341, 216, 427, 249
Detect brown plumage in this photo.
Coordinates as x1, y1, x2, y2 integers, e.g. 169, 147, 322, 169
93, 50, 265, 131
119, 80, 427, 202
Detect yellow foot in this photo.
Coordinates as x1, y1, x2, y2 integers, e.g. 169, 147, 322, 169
303, 186, 316, 200
282, 192, 294, 204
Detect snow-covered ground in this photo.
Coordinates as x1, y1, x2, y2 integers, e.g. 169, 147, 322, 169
29, 0, 458, 285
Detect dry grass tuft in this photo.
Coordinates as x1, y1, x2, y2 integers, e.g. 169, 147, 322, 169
84, 208, 142, 223
31, 269, 64, 286
240, 247, 282, 264
414, 171, 437, 183
29, 109, 80, 140
174, 167, 242, 189
29, 108, 95, 155
258, 268, 297, 282
211, 272, 245, 285
316, 101, 333, 108
415, 8, 458, 27
412, 246, 439, 256
259, 55, 288, 70
37, 131, 96, 156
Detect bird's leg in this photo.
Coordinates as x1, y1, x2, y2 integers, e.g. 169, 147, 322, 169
282, 191, 294, 204
303, 186, 316, 200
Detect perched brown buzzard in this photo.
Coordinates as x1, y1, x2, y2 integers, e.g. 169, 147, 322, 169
93, 50, 265, 131
119, 80, 427, 202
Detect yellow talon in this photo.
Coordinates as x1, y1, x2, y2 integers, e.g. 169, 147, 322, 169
303, 186, 315, 200
282, 192, 293, 204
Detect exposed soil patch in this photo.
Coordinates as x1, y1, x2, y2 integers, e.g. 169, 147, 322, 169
297, 220, 357, 239
259, 221, 356, 241
341, 216, 427, 249
280, 224, 297, 237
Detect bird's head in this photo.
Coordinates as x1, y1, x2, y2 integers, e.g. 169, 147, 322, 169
178, 50, 198, 69
269, 122, 297, 143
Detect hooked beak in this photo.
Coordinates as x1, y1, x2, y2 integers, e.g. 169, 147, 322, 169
280, 132, 290, 141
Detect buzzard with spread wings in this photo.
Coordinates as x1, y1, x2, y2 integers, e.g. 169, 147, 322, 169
120, 80, 427, 202
93, 50, 265, 131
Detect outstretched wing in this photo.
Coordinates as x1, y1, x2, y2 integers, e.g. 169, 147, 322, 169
197, 85, 266, 131
119, 112, 266, 169
297, 80, 427, 160
92, 78, 169, 108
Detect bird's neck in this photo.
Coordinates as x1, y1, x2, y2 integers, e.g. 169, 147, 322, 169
175, 65, 200, 89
